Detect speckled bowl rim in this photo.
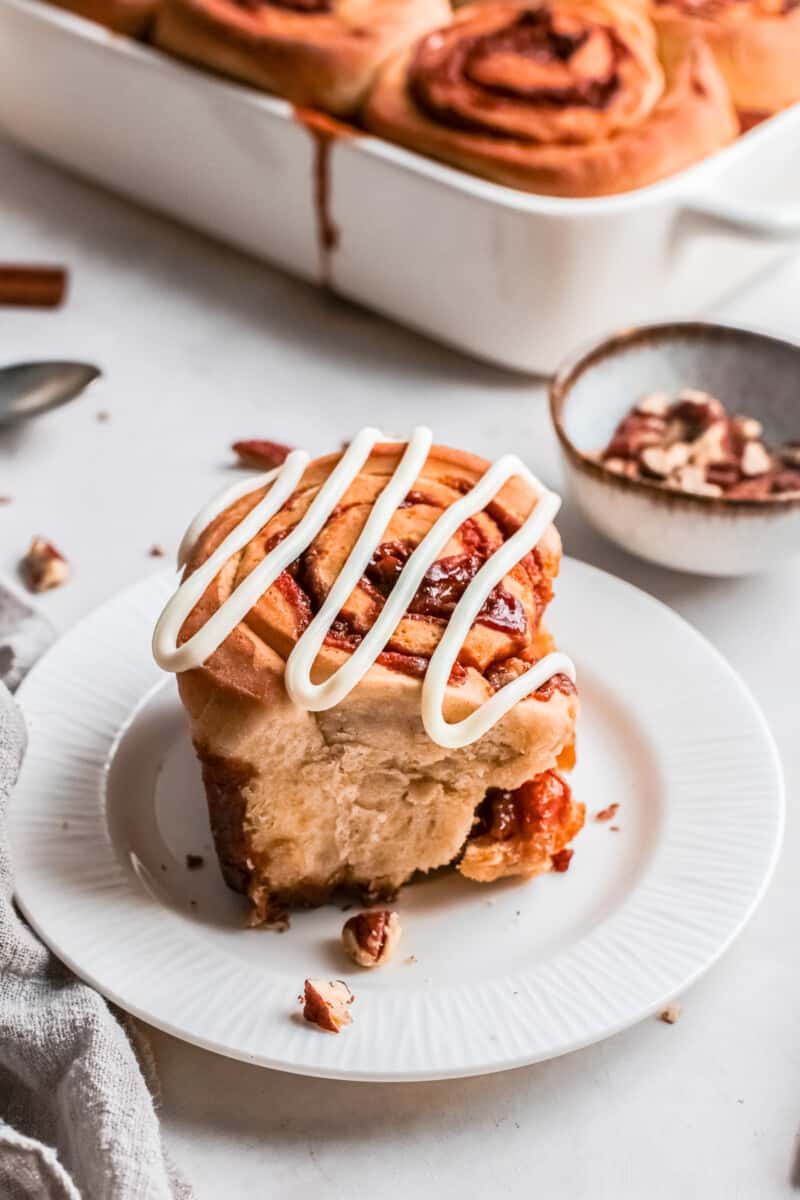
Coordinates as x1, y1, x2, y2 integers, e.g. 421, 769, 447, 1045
549, 321, 800, 515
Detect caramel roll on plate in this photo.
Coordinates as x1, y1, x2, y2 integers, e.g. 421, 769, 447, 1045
154, 431, 580, 923
153, 0, 451, 117
652, 0, 800, 127
364, 0, 738, 196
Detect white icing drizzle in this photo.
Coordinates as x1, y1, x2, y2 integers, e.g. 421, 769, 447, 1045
152, 426, 576, 750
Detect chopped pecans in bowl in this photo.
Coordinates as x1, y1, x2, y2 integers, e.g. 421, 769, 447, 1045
595, 388, 800, 501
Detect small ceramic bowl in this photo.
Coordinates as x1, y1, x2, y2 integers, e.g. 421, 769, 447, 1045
550, 322, 800, 576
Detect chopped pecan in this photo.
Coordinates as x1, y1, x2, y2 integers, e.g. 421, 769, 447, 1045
551, 848, 574, 872
670, 389, 724, 432
740, 441, 772, 478
232, 439, 293, 469
639, 443, 689, 479
21, 537, 70, 593
778, 442, 800, 468
771, 469, 800, 495
670, 466, 722, 498
730, 415, 762, 443
726, 476, 774, 500
342, 910, 401, 968
635, 391, 670, 417
603, 414, 666, 460
301, 979, 354, 1033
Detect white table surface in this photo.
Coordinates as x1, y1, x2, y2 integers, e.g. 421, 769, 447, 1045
1, 133, 798, 1200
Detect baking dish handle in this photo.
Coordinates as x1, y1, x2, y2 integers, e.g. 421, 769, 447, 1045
683, 195, 800, 239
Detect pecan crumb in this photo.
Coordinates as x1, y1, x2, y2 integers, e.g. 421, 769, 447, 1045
232, 439, 293, 470
185, 854, 204, 870
149, 544, 167, 558
301, 979, 354, 1033
595, 803, 619, 822
551, 848, 574, 872
21, 537, 70, 593
342, 910, 401, 968
660, 1004, 682, 1025
96, 410, 110, 423
609, 825, 620, 832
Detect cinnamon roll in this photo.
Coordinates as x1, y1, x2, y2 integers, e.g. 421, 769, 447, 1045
363, 0, 738, 196
652, 0, 800, 126
155, 433, 581, 922
44, 0, 158, 35
152, 0, 451, 117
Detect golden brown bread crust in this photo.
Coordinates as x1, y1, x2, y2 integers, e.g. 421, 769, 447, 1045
153, 0, 451, 116
652, 0, 800, 116
363, 0, 738, 197
176, 441, 579, 918
45, 0, 158, 35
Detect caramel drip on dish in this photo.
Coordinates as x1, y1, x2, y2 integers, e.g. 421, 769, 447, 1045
293, 107, 354, 286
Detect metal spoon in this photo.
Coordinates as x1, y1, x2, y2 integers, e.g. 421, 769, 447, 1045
0, 361, 101, 426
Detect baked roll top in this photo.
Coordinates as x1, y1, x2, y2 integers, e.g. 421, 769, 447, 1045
179, 441, 571, 707
364, 0, 738, 196
652, 0, 800, 121
153, 0, 451, 116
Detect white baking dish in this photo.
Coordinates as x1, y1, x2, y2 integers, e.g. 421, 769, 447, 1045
2, 0, 800, 373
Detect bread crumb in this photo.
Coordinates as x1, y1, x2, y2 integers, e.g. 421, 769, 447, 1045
660, 1004, 682, 1025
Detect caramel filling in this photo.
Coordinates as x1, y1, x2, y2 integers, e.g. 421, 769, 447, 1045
243, 486, 560, 687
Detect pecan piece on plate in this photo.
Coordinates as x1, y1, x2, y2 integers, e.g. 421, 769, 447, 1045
301, 979, 354, 1033
342, 910, 402, 968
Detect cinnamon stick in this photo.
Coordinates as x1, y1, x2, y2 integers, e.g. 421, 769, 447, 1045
0, 265, 68, 308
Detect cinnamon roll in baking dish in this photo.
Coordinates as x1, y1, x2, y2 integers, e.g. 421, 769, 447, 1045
46, 0, 157, 35
153, 430, 581, 922
363, 0, 738, 196
152, 0, 450, 117
652, 0, 800, 127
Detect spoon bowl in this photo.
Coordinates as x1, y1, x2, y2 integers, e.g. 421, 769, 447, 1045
0, 361, 101, 425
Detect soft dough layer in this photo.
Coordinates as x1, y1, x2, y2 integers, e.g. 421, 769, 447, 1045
180, 658, 578, 918
176, 441, 579, 920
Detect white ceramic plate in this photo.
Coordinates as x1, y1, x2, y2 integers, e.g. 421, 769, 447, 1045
9, 561, 783, 1082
